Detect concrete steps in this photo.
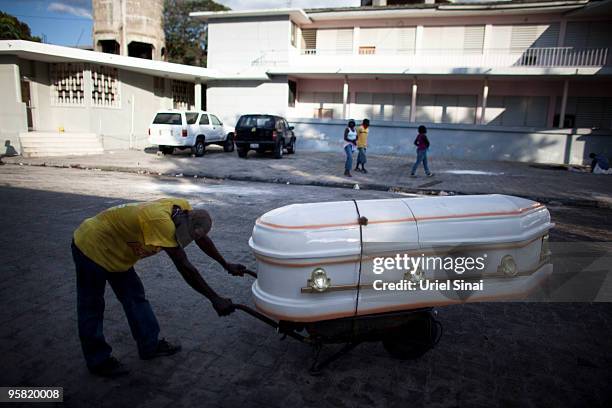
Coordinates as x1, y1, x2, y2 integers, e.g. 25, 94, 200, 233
19, 132, 104, 157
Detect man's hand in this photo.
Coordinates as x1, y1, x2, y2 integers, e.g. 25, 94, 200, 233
226, 263, 246, 277
212, 296, 235, 316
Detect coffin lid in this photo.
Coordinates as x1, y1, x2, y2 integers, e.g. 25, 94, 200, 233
249, 195, 552, 260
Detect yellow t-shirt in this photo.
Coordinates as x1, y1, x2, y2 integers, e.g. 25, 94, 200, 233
74, 198, 192, 272
357, 126, 369, 148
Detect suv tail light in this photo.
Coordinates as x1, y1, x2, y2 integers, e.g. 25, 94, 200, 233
182, 129, 188, 137
272, 130, 277, 140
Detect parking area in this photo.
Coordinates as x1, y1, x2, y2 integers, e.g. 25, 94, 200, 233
0, 165, 610, 407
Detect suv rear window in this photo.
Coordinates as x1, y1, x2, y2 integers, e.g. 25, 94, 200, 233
185, 112, 199, 124
237, 115, 276, 129
153, 113, 182, 125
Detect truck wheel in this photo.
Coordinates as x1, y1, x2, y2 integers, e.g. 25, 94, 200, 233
160, 146, 174, 155
237, 147, 248, 158
382, 312, 441, 360
287, 138, 296, 154
223, 133, 235, 152
274, 141, 284, 159
193, 137, 206, 157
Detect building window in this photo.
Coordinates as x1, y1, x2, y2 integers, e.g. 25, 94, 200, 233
91, 66, 120, 107
298, 92, 343, 119
301, 29, 316, 51
354, 92, 413, 122
291, 22, 298, 47
485, 96, 549, 127
359, 46, 376, 55
172, 80, 194, 109
416, 94, 478, 124
50, 63, 85, 106
288, 80, 297, 107
559, 96, 612, 129
154, 77, 165, 96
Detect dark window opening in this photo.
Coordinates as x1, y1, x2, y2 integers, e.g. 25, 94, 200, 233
288, 80, 297, 107
128, 41, 153, 60
99, 40, 120, 55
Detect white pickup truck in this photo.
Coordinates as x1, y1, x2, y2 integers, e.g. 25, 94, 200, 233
148, 110, 235, 156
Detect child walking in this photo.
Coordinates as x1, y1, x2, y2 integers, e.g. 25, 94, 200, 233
410, 125, 433, 177
343, 120, 357, 177
355, 118, 370, 173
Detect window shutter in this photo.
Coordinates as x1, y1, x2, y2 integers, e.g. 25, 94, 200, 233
464, 26, 485, 53
336, 29, 354, 54
511, 24, 559, 50
302, 29, 316, 49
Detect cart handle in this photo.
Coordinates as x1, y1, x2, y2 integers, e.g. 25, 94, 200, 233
234, 303, 307, 343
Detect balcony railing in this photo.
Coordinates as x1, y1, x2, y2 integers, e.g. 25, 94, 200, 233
296, 47, 609, 68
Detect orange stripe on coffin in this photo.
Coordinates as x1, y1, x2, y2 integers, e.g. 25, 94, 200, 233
416, 203, 545, 222
255, 203, 545, 230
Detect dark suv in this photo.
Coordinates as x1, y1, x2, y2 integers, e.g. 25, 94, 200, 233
234, 114, 296, 159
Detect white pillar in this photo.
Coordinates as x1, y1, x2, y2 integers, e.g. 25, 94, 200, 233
558, 79, 569, 129
194, 80, 202, 111
342, 76, 349, 119
557, 20, 567, 47
480, 78, 489, 125
121, 0, 127, 56
353, 27, 360, 55
410, 78, 417, 123
415, 25, 424, 55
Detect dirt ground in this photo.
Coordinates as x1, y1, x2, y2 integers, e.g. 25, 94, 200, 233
0, 165, 610, 407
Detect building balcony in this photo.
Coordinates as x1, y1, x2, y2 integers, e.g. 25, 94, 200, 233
252, 47, 610, 71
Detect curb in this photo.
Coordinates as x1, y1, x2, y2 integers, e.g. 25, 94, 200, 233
6, 160, 611, 209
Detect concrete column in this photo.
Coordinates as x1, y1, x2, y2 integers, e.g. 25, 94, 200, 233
557, 20, 567, 47
342, 76, 349, 119
353, 27, 360, 55
558, 79, 569, 129
483, 24, 493, 51
121, 0, 127, 56
194, 80, 202, 111
415, 25, 424, 55
480, 78, 489, 125
546, 95, 556, 128
410, 78, 417, 123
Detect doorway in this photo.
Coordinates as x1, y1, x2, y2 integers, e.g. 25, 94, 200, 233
20, 79, 33, 131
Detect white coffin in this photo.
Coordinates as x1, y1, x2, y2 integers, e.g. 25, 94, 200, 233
249, 195, 553, 323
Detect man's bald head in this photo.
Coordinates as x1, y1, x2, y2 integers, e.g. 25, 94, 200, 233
189, 209, 212, 239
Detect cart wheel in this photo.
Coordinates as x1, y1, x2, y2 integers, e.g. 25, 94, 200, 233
382, 312, 441, 360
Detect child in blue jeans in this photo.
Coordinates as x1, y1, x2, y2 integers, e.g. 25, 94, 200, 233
411, 125, 433, 177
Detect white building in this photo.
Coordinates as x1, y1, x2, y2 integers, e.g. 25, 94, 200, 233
0, 40, 265, 156
193, 0, 612, 164
1, 0, 611, 163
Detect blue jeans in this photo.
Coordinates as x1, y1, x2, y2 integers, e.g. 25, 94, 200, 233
344, 144, 354, 172
411, 149, 430, 175
357, 147, 367, 166
72, 241, 160, 367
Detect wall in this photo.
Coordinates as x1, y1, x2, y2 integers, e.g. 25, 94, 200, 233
27, 60, 173, 150
289, 118, 612, 165
206, 76, 289, 127
207, 16, 290, 70
0, 57, 27, 155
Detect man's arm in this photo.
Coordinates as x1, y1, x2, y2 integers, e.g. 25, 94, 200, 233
196, 235, 245, 276
164, 246, 234, 316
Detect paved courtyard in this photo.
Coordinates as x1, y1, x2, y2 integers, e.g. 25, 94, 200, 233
0, 165, 610, 407
3, 147, 612, 208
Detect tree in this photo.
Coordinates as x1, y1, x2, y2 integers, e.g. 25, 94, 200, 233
0, 12, 42, 42
164, 0, 229, 67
